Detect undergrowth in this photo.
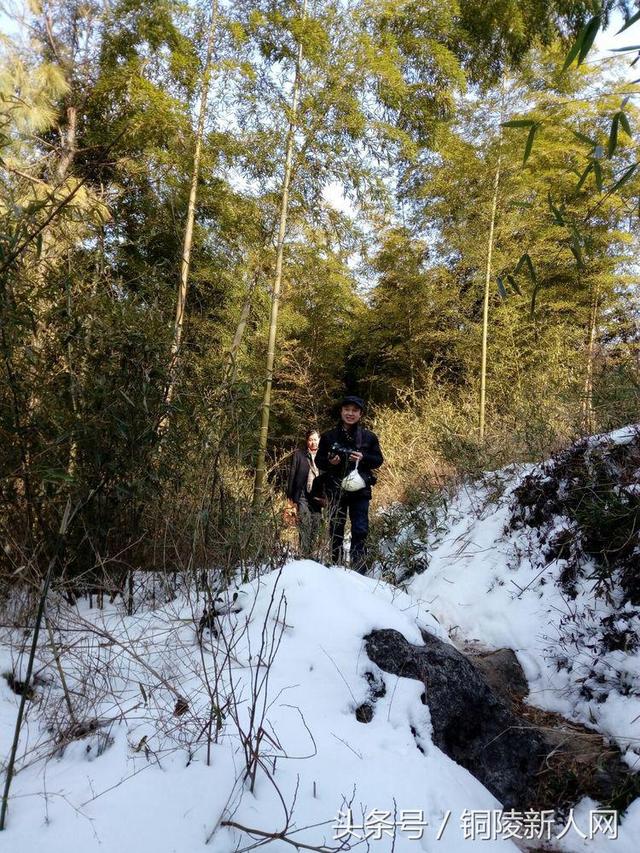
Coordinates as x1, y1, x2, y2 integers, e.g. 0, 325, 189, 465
509, 427, 640, 604
369, 485, 449, 583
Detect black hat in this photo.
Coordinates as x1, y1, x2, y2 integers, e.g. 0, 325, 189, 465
341, 395, 365, 411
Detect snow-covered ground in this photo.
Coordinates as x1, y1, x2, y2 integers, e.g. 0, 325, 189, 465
1, 565, 521, 852
1, 426, 639, 852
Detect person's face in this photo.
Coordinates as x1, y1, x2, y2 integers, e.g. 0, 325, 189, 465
306, 432, 320, 452
340, 404, 362, 427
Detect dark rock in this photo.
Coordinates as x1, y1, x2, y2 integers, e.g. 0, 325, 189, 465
464, 646, 640, 811
466, 647, 529, 704
355, 703, 373, 723
354, 670, 387, 723
363, 670, 386, 700
365, 629, 640, 814
365, 629, 545, 808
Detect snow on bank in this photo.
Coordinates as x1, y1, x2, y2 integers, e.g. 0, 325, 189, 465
407, 427, 640, 771
2, 562, 519, 853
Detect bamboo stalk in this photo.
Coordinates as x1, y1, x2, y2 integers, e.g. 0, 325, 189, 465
582, 283, 599, 434
224, 273, 258, 385
160, 0, 219, 436
253, 0, 307, 502
479, 135, 503, 443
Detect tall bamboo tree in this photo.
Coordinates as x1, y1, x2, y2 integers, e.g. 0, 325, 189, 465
161, 0, 220, 435
480, 113, 504, 443
253, 0, 307, 502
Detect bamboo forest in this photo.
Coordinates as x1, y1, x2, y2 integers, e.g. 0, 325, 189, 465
1, 0, 638, 578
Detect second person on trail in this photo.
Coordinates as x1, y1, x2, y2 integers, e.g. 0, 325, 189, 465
286, 428, 323, 558
316, 395, 383, 574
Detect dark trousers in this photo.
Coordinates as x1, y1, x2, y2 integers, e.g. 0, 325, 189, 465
297, 495, 322, 558
328, 490, 370, 573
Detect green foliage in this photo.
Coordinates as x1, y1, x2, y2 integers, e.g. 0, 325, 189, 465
453, 0, 610, 82
1, 0, 638, 594
354, 48, 638, 462
562, 13, 601, 70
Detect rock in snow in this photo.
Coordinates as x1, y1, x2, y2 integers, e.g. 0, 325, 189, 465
365, 627, 545, 809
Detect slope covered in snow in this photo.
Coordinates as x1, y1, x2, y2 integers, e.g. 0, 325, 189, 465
407, 425, 640, 774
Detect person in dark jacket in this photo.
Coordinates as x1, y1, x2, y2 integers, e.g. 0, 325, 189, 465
286, 429, 323, 558
316, 396, 383, 573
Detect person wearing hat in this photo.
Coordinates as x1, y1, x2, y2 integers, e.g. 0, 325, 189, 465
316, 395, 383, 573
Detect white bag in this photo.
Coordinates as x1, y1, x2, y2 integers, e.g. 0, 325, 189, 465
341, 460, 366, 492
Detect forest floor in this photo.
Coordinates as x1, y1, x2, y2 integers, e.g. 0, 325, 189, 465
1, 427, 639, 852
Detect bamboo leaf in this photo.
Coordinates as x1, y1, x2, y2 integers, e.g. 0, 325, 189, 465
506, 274, 522, 296
578, 15, 601, 64
42, 469, 74, 483
563, 15, 601, 70
524, 255, 537, 283
608, 114, 619, 158
562, 23, 587, 70
619, 112, 632, 137
514, 254, 528, 274
501, 119, 536, 128
547, 192, 565, 225
576, 162, 593, 192
530, 280, 543, 316
523, 123, 538, 164
610, 163, 638, 192
515, 253, 537, 283
617, 10, 640, 33
610, 44, 640, 52
497, 276, 507, 298
593, 159, 603, 192
572, 130, 597, 148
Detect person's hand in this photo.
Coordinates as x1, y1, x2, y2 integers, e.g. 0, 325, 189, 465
349, 451, 363, 462
328, 454, 341, 465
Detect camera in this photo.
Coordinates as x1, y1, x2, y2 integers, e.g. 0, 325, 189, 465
329, 442, 355, 461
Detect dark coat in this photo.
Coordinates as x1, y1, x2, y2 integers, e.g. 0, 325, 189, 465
316, 422, 383, 499
287, 448, 321, 506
